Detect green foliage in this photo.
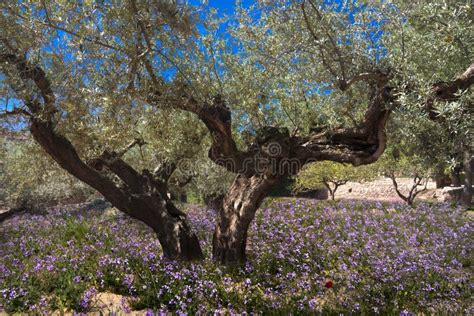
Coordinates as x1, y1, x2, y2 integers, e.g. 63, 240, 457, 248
1, 0, 472, 206
375, 146, 430, 179
388, 0, 472, 84
386, 0, 473, 173
186, 159, 235, 202
0, 137, 93, 208
295, 161, 378, 192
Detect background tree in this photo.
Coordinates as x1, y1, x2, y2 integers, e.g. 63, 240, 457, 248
376, 148, 430, 206
295, 161, 377, 200
1, 136, 92, 208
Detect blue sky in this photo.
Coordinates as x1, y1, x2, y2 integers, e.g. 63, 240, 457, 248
191, 0, 254, 13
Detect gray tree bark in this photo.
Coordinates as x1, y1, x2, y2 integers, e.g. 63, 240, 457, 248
212, 175, 277, 264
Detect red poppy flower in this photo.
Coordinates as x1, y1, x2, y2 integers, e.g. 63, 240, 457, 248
325, 280, 334, 289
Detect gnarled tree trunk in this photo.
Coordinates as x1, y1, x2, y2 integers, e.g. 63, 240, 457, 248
148, 213, 203, 261
2, 52, 203, 262
31, 119, 203, 261
153, 216, 203, 261
126, 195, 203, 261
212, 175, 277, 264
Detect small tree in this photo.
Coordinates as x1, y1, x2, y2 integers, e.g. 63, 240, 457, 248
389, 172, 428, 206
376, 148, 430, 206
295, 161, 377, 200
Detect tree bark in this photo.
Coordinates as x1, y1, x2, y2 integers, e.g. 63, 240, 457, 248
462, 146, 472, 208
2, 52, 203, 262
451, 166, 462, 187
322, 180, 336, 200
31, 119, 203, 261
212, 175, 277, 264
150, 209, 203, 261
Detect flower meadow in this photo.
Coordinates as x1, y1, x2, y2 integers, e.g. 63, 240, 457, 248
0, 199, 473, 314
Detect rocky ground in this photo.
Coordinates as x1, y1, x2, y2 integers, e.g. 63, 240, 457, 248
335, 177, 437, 202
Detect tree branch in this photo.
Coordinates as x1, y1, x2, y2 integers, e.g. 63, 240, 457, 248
305, 0, 348, 81
427, 63, 474, 119
411, 175, 428, 200
87, 150, 144, 193
301, 1, 338, 79
86, 137, 148, 192
339, 71, 390, 91
1, 51, 137, 216
389, 172, 409, 203
0, 108, 31, 118
0, 52, 55, 115
293, 81, 394, 167
151, 70, 393, 177
128, 0, 161, 86
116, 137, 147, 157
152, 91, 257, 174
7, 7, 126, 53
322, 178, 335, 200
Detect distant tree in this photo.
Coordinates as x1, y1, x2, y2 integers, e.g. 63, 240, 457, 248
1, 137, 92, 208
389, 173, 428, 206
295, 161, 377, 200
376, 149, 430, 206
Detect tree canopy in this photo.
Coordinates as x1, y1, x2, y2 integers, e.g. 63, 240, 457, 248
1, 0, 472, 263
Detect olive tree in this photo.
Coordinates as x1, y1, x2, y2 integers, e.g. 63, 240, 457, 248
1, 137, 92, 208
295, 161, 377, 200
385, 0, 473, 206
376, 148, 431, 205
1, 0, 473, 264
